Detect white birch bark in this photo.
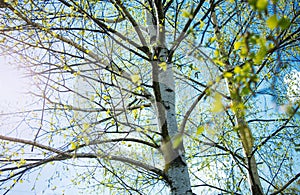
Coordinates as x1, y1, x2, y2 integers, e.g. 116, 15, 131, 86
146, 2, 193, 194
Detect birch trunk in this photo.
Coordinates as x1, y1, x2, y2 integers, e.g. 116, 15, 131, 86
211, 8, 263, 195
146, 2, 193, 194
230, 92, 263, 195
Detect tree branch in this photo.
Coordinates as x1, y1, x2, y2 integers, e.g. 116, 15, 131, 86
269, 172, 300, 195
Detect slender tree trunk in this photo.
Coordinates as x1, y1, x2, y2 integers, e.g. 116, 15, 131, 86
247, 155, 264, 195
146, 2, 193, 194
230, 93, 263, 195
211, 7, 263, 195
231, 95, 263, 195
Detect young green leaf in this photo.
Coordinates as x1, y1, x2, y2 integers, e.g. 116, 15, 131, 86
70, 141, 78, 150
256, 0, 268, 10
224, 72, 233, 78
234, 41, 242, 51
196, 126, 205, 135
131, 74, 141, 84
83, 123, 90, 130
158, 62, 167, 71
209, 36, 217, 43
266, 15, 278, 30
212, 93, 223, 112
278, 16, 290, 29
182, 10, 192, 19
199, 20, 205, 29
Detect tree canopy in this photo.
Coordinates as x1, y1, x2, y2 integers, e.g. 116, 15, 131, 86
0, 0, 299, 194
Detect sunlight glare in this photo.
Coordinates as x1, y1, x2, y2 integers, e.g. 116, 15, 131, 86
0, 56, 28, 111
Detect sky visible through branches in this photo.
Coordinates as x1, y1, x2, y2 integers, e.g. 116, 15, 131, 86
0, 0, 299, 194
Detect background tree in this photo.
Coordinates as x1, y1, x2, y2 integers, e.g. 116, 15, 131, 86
0, 0, 299, 194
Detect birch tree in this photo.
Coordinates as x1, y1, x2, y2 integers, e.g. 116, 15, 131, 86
0, 0, 299, 194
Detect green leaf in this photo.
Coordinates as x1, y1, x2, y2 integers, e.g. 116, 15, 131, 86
278, 16, 290, 30
103, 95, 110, 100
83, 136, 90, 145
83, 123, 90, 130
241, 86, 251, 96
266, 15, 278, 30
253, 52, 265, 64
234, 66, 242, 74
196, 126, 205, 135
90, 94, 95, 101
182, 10, 192, 19
212, 93, 223, 112
224, 72, 233, 78
70, 141, 78, 150
199, 20, 205, 29
214, 59, 225, 66
253, 47, 267, 64
209, 36, 217, 43
158, 62, 167, 71
253, 37, 267, 64
132, 109, 138, 119
131, 74, 141, 84
234, 41, 242, 51
256, 0, 268, 10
